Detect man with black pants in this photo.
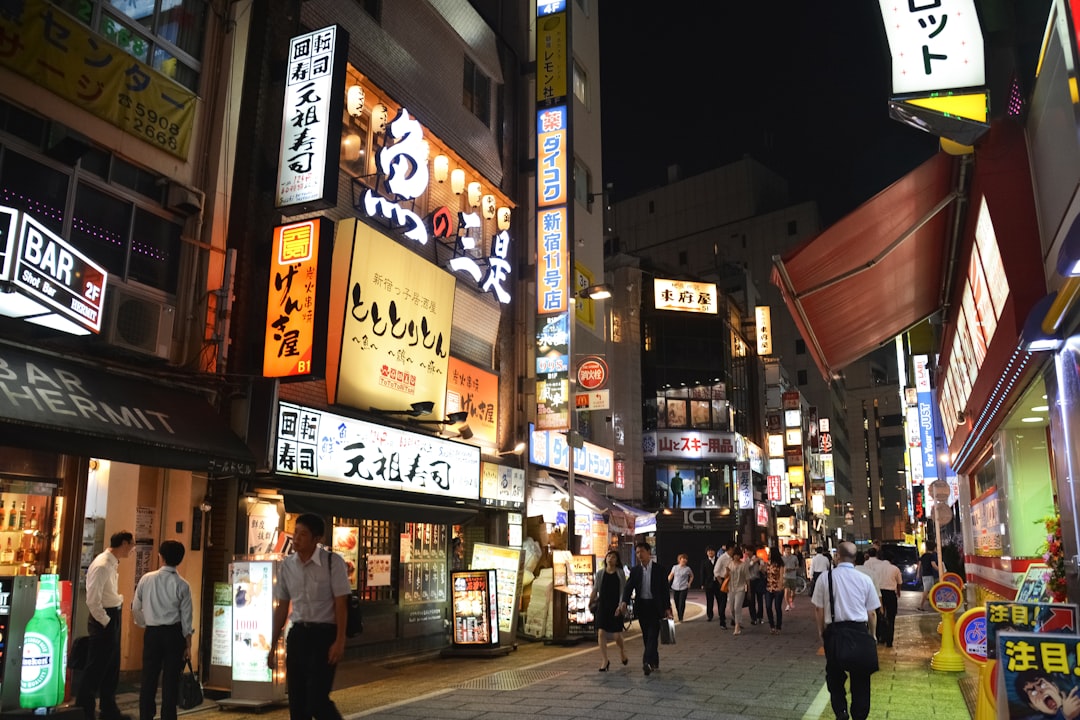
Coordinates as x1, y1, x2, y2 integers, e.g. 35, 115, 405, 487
700, 546, 721, 621
713, 544, 734, 627
868, 547, 902, 648
619, 541, 673, 676
78, 530, 135, 720
132, 540, 193, 720
268, 514, 351, 720
812, 541, 880, 720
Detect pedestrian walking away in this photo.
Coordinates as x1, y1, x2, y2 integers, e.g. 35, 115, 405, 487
810, 545, 832, 595
917, 541, 939, 611
700, 546, 721, 621
667, 553, 694, 622
746, 545, 767, 625
131, 540, 194, 720
866, 547, 901, 648
713, 544, 735, 627
764, 545, 786, 634
77, 530, 135, 720
619, 541, 673, 676
813, 541, 881, 720
589, 550, 629, 671
268, 513, 352, 720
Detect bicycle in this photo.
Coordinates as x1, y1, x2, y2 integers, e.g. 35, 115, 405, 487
620, 602, 636, 632
794, 575, 809, 595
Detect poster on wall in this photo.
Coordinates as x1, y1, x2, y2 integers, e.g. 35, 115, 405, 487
367, 554, 391, 587
997, 632, 1080, 719
230, 561, 274, 682
247, 503, 280, 555
210, 582, 232, 667
985, 601, 1079, 661
331, 526, 360, 590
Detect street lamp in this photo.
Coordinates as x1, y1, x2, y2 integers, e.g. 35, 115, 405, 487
565, 283, 612, 554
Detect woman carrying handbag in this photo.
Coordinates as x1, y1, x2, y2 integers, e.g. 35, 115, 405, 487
589, 551, 629, 671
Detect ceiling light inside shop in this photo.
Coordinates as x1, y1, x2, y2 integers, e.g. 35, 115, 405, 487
1021, 417, 1043, 423
1031, 405, 1049, 412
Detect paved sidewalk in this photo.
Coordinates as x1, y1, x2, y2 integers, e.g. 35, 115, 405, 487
119, 591, 977, 720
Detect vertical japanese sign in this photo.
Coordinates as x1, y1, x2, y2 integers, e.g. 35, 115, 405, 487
263, 219, 331, 379
446, 357, 498, 446
535, 6, 568, 103
230, 561, 274, 682
914, 355, 937, 485
755, 306, 772, 355
276, 25, 347, 211
0, 0, 196, 160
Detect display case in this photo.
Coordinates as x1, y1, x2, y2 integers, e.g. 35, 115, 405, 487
399, 522, 447, 605
470, 543, 523, 641
0, 483, 61, 578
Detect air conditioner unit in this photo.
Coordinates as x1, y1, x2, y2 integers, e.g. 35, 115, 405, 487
104, 284, 175, 360
166, 182, 204, 215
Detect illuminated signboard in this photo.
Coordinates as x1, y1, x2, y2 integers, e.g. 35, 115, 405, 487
479, 462, 525, 508
914, 355, 938, 483
642, 431, 745, 462
446, 357, 499, 447
653, 279, 718, 314
275, 401, 481, 500
535, 312, 569, 432
784, 409, 801, 428
529, 425, 613, 482
537, 208, 568, 315
785, 428, 802, 447
756, 306, 772, 355
535, 7, 568, 102
230, 561, 274, 682
0, 205, 16, 281
877, 0, 984, 95
263, 219, 330, 379
275, 25, 347, 211
12, 212, 108, 334
767, 434, 784, 458
326, 219, 455, 418
537, 106, 568, 209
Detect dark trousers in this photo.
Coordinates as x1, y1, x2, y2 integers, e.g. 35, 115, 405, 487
78, 606, 122, 719
716, 588, 729, 625
748, 579, 766, 622
879, 590, 898, 645
140, 624, 185, 720
671, 589, 688, 621
634, 599, 663, 668
765, 589, 784, 629
703, 581, 721, 620
825, 622, 872, 720
286, 624, 342, 720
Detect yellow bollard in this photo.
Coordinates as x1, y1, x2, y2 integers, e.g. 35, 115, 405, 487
975, 659, 996, 720
929, 582, 966, 671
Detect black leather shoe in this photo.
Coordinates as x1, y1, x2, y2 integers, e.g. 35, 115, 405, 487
643, 663, 652, 675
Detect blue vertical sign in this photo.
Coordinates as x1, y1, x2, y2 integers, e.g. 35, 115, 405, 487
914, 355, 937, 484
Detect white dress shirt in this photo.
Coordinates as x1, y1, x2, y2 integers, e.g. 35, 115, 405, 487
85, 549, 123, 626
811, 562, 880, 623
274, 546, 352, 624
132, 566, 193, 638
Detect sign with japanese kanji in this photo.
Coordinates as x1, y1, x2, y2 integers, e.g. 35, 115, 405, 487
0, 0, 197, 159
986, 602, 1079, 660
653, 279, 718, 314
997, 631, 1080, 719
275, 25, 347, 211
446, 356, 498, 446
535, 8, 567, 103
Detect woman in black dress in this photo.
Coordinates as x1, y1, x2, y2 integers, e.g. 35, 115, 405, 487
589, 550, 628, 671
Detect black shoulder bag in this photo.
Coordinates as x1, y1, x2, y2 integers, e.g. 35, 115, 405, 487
328, 550, 363, 637
825, 569, 879, 673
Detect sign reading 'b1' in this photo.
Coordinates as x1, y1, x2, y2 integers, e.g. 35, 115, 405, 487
577, 356, 608, 391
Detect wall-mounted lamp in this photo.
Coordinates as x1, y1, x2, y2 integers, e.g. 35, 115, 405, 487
370, 400, 435, 417
371, 103, 389, 134
497, 206, 511, 231
450, 169, 466, 195
341, 133, 362, 161
481, 195, 496, 219
467, 181, 482, 207
1020, 291, 1063, 352
579, 283, 613, 300
346, 84, 365, 118
497, 441, 527, 457
433, 155, 449, 183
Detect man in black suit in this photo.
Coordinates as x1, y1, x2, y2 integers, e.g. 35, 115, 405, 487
618, 541, 673, 675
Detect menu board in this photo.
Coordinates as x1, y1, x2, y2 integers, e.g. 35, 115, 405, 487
331, 526, 359, 590
470, 543, 523, 634
450, 570, 499, 646
210, 582, 232, 667
230, 561, 274, 682
567, 554, 595, 636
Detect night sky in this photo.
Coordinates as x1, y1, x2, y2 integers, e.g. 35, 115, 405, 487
598, 2, 940, 225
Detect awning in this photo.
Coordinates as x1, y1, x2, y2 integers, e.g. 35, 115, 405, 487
771, 152, 959, 380
283, 490, 477, 525
0, 341, 254, 474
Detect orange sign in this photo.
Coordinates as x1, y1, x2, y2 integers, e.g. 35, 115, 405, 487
446, 357, 498, 446
263, 219, 328, 378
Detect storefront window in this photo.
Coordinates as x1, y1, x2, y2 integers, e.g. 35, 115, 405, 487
399, 522, 447, 605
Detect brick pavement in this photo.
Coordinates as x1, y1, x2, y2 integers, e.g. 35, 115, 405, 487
118, 590, 978, 720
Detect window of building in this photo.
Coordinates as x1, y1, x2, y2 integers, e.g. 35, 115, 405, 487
787, 219, 798, 235
797, 369, 808, 385
56, 0, 206, 91
574, 157, 591, 208
572, 60, 589, 107
0, 101, 184, 295
795, 338, 806, 354
463, 56, 491, 127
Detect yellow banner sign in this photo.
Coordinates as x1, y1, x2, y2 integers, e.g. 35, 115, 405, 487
0, 0, 196, 160
446, 356, 497, 446
326, 219, 456, 417
536, 12, 567, 103
263, 219, 326, 378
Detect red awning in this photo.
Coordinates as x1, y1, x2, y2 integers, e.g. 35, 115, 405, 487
771, 152, 959, 380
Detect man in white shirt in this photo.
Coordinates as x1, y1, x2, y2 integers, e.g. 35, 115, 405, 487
77, 530, 135, 720
132, 540, 193, 720
866, 547, 902, 648
810, 546, 833, 594
713, 544, 734, 628
268, 513, 351, 720
813, 541, 880, 720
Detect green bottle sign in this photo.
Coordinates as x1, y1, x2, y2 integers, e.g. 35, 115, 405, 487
20, 574, 66, 709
